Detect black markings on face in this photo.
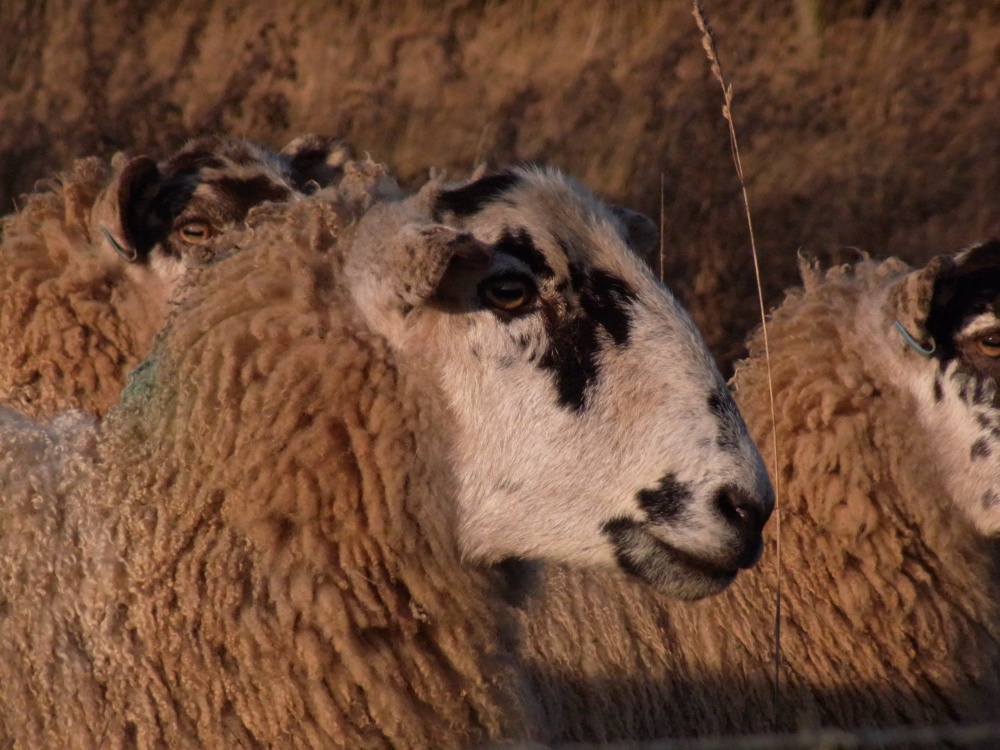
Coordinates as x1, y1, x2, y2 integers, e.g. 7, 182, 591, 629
494, 478, 524, 494
951, 369, 1000, 409
602, 514, 735, 595
933, 376, 944, 403
572, 265, 637, 347
708, 387, 745, 454
955, 374, 974, 405
601, 517, 646, 579
539, 305, 600, 411
165, 137, 264, 172
984, 490, 1000, 508
975, 412, 1000, 441
206, 175, 293, 217
433, 171, 522, 220
538, 264, 637, 411
497, 228, 554, 279
971, 437, 992, 461
637, 473, 693, 524
159, 148, 228, 176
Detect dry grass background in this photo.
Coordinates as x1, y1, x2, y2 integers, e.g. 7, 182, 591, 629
5, 0, 1000, 372
4, 2, 1000, 746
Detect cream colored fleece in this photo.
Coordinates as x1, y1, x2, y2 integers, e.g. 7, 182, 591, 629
0, 193, 532, 749
519, 257, 1000, 742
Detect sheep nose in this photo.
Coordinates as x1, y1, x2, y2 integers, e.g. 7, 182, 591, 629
714, 485, 771, 568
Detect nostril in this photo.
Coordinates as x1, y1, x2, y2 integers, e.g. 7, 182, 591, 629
714, 485, 765, 537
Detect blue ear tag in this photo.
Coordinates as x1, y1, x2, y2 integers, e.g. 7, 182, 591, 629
100, 226, 138, 263
893, 321, 936, 358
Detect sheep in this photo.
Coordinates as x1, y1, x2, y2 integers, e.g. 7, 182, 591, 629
0, 166, 774, 748
0, 133, 351, 420
518, 243, 1000, 743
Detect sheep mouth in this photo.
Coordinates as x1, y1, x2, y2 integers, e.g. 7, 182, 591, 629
602, 517, 740, 600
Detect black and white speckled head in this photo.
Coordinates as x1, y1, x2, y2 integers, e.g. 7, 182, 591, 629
346, 167, 774, 600
888, 240, 1000, 534
91, 134, 351, 299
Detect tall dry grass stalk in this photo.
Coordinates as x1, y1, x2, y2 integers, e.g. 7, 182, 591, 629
691, 0, 784, 723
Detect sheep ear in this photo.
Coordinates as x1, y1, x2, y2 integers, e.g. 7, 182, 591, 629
281, 134, 353, 193
610, 206, 659, 257
92, 154, 161, 263
394, 226, 494, 310
888, 253, 957, 353
352, 219, 495, 335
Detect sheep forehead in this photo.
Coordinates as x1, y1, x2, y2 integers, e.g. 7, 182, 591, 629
148, 141, 300, 269
160, 137, 291, 180
453, 166, 647, 273
163, 146, 295, 213
436, 166, 669, 310
174, 169, 295, 224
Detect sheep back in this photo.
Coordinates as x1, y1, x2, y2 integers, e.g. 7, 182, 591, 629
74, 194, 531, 748
519, 257, 1000, 742
0, 407, 110, 746
723, 256, 1000, 729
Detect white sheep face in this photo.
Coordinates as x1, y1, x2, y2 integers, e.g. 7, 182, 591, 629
887, 241, 1000, 534
347, 167, 774, 600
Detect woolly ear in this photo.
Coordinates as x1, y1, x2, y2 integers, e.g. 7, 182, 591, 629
91, 154, 161, 263
610, 206, 659, 257
281, 134, 353, 193
888, 253, 958, 355
350, 213, 495, 337
390, 225, 494, 311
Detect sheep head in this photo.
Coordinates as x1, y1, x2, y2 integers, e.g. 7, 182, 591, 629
886, 240, 1000, 534
347, 167, 774, 600
91, 134, 351, 295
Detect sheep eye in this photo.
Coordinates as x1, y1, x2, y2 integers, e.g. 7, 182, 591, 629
176, 221, 214, 244
480, 275, 536, 312
974, 333, 1000, 358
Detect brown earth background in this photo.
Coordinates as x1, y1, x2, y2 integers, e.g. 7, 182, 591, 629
2, 0, 999, 371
